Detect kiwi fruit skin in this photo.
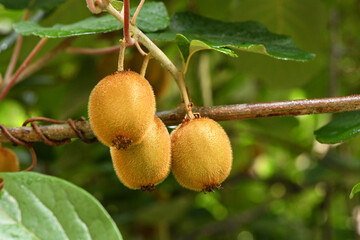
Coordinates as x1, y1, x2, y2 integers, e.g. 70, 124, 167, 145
170, 117, 232, 191
110, 116, 171, 190
88, 71, 156, 148
0, 146, 19, 172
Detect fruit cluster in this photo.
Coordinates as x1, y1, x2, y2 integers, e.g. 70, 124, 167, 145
88, 71, 232, 192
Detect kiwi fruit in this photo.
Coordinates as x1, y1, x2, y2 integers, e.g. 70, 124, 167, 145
88, 71, 155, 149
170, 117, 232, 192
0, 146, 19, 172
110, 116, 171, 191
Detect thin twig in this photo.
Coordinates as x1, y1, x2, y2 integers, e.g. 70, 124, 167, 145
66, 45, 120, 55
17, 37, 75, 83
0, 38, 48, 102
1, 95, 360, 143
0, 10, 46, 54
4, 10, 30, 84
131, 0, 146, 24
134, 40, 147, 56
4, 35, 24, 83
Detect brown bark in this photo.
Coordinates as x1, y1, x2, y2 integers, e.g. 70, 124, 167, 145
1, 95, 360, 143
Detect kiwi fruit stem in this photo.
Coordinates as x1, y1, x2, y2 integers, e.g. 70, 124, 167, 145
140, 53, 151, 77
118, 40, 126, 71
177, 72, 195, 120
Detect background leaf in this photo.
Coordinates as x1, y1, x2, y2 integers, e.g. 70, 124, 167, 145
350, 183, 360, 199
0, 0, 65, 10
314, 111, 360, 144
13, 2, 169, 38
132, 1, 169, 32
185, 0, 327, 89
223, 0, 326, 89
0, 172, 122, 240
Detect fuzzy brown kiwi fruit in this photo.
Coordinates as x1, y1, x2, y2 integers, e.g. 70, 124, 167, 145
88, 71, 155, 149
0, 146, 19, 172
110, 116, 171, 191
170, 117, 232, 192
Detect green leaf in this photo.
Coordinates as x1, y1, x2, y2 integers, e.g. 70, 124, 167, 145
350, 183, 360, 199
132, 1, 169, 33
13, 2, 169, 38
0, 0, 65, 10
175, 34, 190, 65
170, 12, 315, 65
314, 111, 360, 144
175, 34, 237, 73
110, 0, 123, 11
0, 172, 122, 240
13, 15, 123, 38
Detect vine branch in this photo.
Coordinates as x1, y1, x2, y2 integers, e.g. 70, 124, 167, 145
1, 95, 360, 143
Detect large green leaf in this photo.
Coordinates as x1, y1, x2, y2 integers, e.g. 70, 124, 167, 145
314, 111, 360, 144
172, 12, 314, 60
0, 172, 122, 240
0, 0, 65, 10
13, 2, 169, 38
13, 15, 122, 38
148, 12, 315, 72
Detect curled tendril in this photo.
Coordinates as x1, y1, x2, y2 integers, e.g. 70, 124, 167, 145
0, 117, 97, 191
86, 0, 102, 14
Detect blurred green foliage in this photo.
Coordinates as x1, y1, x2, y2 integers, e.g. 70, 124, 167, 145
1, 0, 360, 239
